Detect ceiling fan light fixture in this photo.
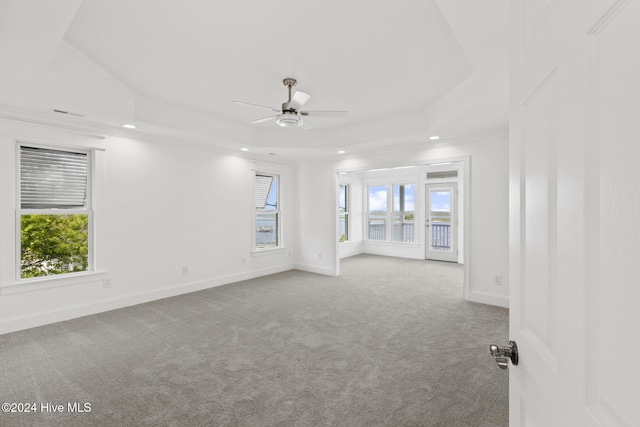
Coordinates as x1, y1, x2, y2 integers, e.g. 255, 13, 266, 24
234, 78, 346, 129
276, 113, 302, 128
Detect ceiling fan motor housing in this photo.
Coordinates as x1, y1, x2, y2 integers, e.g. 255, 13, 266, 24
283, 78, 297, 88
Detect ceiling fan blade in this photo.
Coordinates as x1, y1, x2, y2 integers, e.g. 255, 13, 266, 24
250, 116, 277, 124
299, 110, 348, 117
289, 91, 311, 110
233, 101, 281, 113
300, 119, 315, 130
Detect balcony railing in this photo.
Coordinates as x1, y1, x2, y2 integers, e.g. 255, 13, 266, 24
393, 223, 414, 242
368, 223, 386, 240
430, 223, 451, 249
367, 222, 451, 249
368, 223, 415, 242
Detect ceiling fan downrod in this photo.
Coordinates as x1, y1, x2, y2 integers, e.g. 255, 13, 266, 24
283, 78, 297, 105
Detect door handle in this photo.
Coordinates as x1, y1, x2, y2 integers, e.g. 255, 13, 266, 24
489, 340, 518, 370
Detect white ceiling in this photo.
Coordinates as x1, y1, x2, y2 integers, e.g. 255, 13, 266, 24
0, 0, 509, 159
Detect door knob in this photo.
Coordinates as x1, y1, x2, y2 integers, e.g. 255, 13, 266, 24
489, 340, 518, 370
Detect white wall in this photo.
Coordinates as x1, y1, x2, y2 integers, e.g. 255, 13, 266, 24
298, 134, 510, 307
0, 120, 296, 334
466, 137, 509, 307
293, 162, 336, 275
0, 120, 509, 336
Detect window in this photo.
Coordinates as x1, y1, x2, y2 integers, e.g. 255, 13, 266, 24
393, 184, 415, 242
339, 184, 349, 242
367, 185, 387, 241
367, 183, 416, 243
255, 173, 280, 250
18, 145, 92, 279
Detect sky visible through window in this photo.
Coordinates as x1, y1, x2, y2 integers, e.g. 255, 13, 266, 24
368, 185, 416, 212
368, 187, 450, 212
339, 185, 347, 211
430, 191, 451, 212
368, 186, 388, 212
265, 176, 277, 210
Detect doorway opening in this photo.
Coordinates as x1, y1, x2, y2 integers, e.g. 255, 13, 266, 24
335, 157, 469, 298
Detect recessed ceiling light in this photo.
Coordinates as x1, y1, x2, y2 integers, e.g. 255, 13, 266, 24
240, 148, 249, 151
337, 150, 346, 154
429, 135, 440, 140
122, 124, 136, 129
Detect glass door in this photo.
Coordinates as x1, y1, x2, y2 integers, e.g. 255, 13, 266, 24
425, 183, 457, 262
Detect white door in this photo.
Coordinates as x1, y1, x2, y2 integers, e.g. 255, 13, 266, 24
507, 1, 640, 426
425, 183, 457, 262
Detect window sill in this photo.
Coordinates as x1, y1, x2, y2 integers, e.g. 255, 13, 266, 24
363, 240, 421, 248
251, 247, 288, 257
0, 271, 108, 295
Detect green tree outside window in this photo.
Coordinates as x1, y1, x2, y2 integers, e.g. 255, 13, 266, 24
20, 214, 89, 278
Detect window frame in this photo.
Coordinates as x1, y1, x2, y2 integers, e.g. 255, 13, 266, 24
392, 183, 415, 243
339, 184, 350, 243
253, 171, 282, 252
366, 184, 388, 241
15, 143, 95, 281
366, 182, 416, 244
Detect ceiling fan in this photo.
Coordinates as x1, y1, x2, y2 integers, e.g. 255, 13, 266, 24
233, 78, 347, 129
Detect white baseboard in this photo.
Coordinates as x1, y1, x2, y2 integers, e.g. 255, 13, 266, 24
339, 248, 363, 259
467, 291, 509, 309
361, 243, 424, 260
294, 263, 336, 276
339, 242, 363, 259
0, 264, 294, 335
1, 266, 508, 335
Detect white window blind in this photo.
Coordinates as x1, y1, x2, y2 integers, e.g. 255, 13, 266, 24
254, 174, 274, 209
20, 146, 88, 209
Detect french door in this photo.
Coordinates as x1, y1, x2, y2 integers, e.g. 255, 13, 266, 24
425, 183, 457, 262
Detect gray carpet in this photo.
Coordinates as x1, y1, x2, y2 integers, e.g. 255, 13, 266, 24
0, 255, 509, 426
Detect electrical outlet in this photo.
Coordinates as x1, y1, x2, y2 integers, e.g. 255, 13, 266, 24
494, 275, 502, 286
103, 278, 111, 288
182, 266, 189, 275
318, 253, 323, 260
241, 258, 246, 265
